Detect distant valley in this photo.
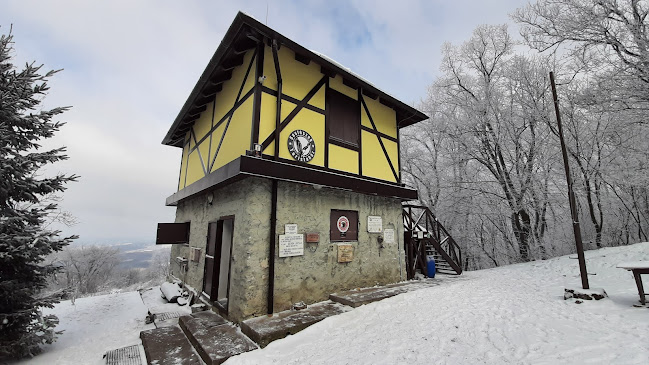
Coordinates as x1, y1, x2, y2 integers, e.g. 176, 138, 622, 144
111, 242, 171, 270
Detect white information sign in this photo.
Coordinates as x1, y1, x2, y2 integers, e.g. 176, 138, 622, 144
285, 224, 298, 234
384, 228, 395, 244
367, 216, 383, 233
279, 234, 304, 257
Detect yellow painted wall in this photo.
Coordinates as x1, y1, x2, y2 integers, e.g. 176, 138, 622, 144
329, 74, 357, 100
178, 142, 189, 190
211, 97, 254, 172
329, 144, 359, 174
176, 43, 404, 191
260, 44, 326, 169
278, 108, 325, 167
264, 45, 323, 103
361, 130, 398, 183
186, 148, 205, 187
177, 49, 256, 190
361, 96, 397, 138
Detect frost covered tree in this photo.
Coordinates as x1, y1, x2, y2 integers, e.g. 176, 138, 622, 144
0, 31, 77, 359
514, 0, 649, 108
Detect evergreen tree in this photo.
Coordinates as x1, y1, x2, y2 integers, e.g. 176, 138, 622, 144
0, 30, 77, 359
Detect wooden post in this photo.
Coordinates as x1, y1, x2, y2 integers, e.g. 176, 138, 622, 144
550, 71, 589, 289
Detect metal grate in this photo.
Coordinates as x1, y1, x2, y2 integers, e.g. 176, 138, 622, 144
104, 344, 142, 365
154, 311, 185, 321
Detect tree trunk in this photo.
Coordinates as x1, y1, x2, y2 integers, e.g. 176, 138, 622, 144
511, 209, 532, 261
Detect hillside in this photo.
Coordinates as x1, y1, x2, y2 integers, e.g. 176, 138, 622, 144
18, 242, 649, 364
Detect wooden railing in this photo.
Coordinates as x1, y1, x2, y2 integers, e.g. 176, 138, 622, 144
403, 204, 463, 278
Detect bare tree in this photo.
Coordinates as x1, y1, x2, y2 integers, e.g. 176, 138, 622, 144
514, 0, 649, 107
49, 245, 121, 295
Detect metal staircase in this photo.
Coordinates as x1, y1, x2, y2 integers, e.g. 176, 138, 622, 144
403, 205, 463, 278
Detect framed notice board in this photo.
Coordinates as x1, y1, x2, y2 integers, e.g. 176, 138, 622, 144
330, 210, 358, 242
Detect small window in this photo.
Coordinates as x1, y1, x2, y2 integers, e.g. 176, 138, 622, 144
330, 210, 358, 242
328, 89, 360, 147
156, 222, 190, 244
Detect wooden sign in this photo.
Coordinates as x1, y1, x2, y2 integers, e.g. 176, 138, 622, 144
279, 234, 304, 257
306, 233, 320, 243
367, 216, 382, 233
337, 244, 353, 263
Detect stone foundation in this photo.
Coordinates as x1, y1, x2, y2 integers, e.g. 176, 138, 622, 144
170, 177, 405, 322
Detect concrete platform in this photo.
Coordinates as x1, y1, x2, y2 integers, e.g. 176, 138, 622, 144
329, 279, 443, 308
241, 301, 352, 348
140, 325, 201, 365
179, 311, 257, 364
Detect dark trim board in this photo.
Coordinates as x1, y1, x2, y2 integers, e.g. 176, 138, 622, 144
166, 155, 417, 206
261, 87, 325, 115
251, 41, 265, 149
329, 137, 359, 151
260, 76, 327, 150
360, 125, 398, 143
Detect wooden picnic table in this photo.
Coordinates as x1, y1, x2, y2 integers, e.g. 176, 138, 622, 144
617, 261, 649, 305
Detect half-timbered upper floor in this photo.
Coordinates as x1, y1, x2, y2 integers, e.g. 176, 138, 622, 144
163, 12, 427, 206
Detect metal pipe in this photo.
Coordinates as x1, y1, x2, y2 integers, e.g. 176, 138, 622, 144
268, 40, 283, 314
268, 179, 278, 314
550, 71, 589, 289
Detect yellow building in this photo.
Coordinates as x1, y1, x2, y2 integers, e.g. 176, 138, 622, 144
157, 12, 436, 323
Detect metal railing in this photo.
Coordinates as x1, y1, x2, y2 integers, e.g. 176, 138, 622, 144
403, 205, 463, 277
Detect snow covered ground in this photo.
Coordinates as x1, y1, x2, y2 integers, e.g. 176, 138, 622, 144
13, 291, 154, 365
228, 242, 649, 364
13, 242, 649, 364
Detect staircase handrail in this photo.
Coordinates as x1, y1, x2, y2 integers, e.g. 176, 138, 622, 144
402, 204, 463, 275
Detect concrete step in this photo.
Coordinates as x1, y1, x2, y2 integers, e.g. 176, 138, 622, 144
179, 311, 257, 365
329, 280, 440, 308
241, 301, 351, 348
140, 325, 201, 365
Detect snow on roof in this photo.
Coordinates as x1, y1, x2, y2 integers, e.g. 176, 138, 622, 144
310, 49, 397, 103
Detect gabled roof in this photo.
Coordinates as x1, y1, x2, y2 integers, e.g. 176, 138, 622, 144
162, 11, 428, 147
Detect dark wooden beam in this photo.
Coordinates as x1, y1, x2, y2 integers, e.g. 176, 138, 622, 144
194, 93, 215, 107
208, 70, 233, 85
165, 155, 418, 206
233, 37, 257, 54
188, 105, 207, 117
295, 52, 311, 65
222, 53, 245, 70
342, 77, 359, 90
320, 66, 336, 78
363, 89, 379, 100
203, 81, 225, 96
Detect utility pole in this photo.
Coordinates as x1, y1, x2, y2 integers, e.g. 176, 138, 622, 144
550, 71, 589, 289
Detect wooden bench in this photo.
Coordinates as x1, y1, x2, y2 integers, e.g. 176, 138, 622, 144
617, 262, 649, 305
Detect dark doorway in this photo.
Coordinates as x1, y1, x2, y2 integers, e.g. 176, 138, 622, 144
203, 217, 234, 310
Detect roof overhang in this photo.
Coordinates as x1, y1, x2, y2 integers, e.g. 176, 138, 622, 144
162, 12, 428, 148
166, 155, 418, 206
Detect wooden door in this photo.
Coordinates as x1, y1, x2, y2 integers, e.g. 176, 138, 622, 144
202, 222, 219, 298
202, 218, 234, 307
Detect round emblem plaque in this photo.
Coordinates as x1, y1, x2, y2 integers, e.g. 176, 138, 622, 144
337, 216, 350, 233
287, 129, 315, 162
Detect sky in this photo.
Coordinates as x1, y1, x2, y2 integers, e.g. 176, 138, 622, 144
0, 0, 530, 244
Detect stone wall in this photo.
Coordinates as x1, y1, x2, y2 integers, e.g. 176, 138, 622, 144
170, 177, 272, 321
273, 181, 405, 312
170, 177, 405, 322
